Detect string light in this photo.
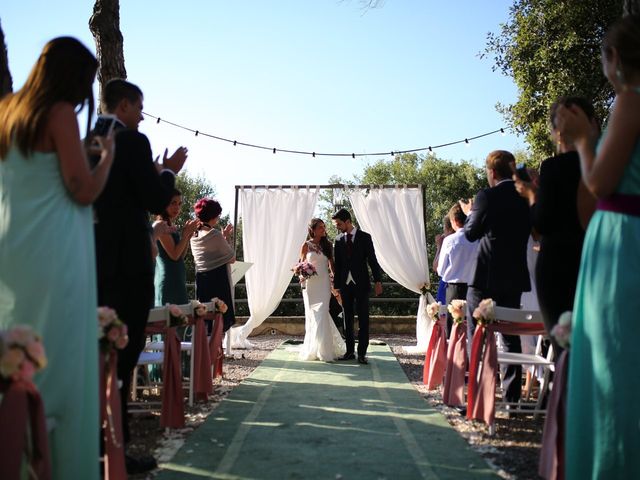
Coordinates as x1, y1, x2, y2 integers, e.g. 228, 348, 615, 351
142, 112, 508, 158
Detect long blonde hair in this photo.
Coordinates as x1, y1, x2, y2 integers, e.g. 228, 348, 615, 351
0, 37, 98, 158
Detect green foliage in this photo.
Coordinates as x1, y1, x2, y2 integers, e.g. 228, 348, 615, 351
482, 0, 622, 159
359, 152, 488, 292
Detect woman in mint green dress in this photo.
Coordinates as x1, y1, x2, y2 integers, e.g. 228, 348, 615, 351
556, 16, 640, 479
0, 38, 114, 479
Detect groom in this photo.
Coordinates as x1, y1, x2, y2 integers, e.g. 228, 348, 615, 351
332, 208, 383, 364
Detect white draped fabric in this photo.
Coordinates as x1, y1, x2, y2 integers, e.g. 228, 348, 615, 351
229, 187, 318, 348
348, 187, 433, 353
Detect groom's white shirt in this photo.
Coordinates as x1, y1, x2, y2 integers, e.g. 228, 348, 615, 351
337, 227, 358, 285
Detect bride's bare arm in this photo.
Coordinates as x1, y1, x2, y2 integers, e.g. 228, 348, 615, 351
299, 242, 309, 262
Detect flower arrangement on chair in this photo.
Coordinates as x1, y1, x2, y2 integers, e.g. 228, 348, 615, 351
168, 304, 189, 327
211, 297, 228, 314
98, 307, 129, 354
448, 299, 467, 324
472, 298, 496, 325
191, 300, 209, 318
0, 325, 47, 382
292, 261, 317, 288
419, 283, 429, 296
550, 311, 572, 349
426, 301, 443, 323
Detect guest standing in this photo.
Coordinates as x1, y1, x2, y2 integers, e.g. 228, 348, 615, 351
190, 198, 236, 331
515, 97, 598, 352
462, 150, 531, 405
433, 214, 454, 304
93, 78, 188, 473
0, 37, 114, 480
556, 15, 640, 479
153, 189, 199, 306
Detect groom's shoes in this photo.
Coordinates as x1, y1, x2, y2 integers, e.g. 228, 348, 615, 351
357, 356, 368, 365
337, 353, 356, 361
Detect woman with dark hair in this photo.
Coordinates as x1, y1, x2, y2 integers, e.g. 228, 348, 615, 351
153, 189, 199, 306
298, 218, 346, 361
0, 37, 114, 479
556, 15, 640, 478
514, 96, 599, 352
190, 198, 236, 331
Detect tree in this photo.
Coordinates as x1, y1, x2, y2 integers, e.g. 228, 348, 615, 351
0, 19, 13, 97
89, 0, 126, 108
482, 0, 623, 159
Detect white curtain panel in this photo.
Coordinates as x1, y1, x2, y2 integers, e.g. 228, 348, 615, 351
348, 187, 432, 353
229, 187, 318, 348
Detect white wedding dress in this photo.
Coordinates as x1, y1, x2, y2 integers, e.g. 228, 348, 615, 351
298, 242, 347, 361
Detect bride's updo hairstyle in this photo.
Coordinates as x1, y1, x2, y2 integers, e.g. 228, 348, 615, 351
308, 218, 333, 261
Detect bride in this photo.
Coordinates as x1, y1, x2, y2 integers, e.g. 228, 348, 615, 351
298, 218, 346, 361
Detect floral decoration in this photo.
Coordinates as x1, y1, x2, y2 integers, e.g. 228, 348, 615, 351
448, 299, 467, 324
0, 325, 48, 382
426, 301, 442, 322
472, 298, 496, 325
168, 304, 189, 327
98, 307, 129, 353
419, 283, 429, 296
292, 261, 317, 288
551, 311, 572, 349
191, 300, 209, 317
211, 297, 228, 314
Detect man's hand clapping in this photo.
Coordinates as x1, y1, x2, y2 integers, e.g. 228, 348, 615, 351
159, 146, 188, 174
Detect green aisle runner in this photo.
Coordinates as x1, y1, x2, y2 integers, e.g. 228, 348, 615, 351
157, 342, 497, 480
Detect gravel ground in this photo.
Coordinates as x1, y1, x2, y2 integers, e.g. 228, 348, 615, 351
128, 334, 543, 480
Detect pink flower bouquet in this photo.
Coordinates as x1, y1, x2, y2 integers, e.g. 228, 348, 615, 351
426, 301, 442, 322
168, 304, 189, 327
551, 311, 572, 348
98, 307, 129, 352
211, 297, 228, 314
448, 299, 467, 324
0, 325, 48, 382
472, 298, 496, 325
292, 261, 317, 288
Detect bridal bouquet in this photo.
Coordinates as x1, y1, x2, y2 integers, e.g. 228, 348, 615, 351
168, 304, 189, 327
0, 325, 48, 382
292, 261, 317, 288
472, 298, 496, 325
551, 311, 572, 348
448, 299, 467, 324
211, 297, 228, 314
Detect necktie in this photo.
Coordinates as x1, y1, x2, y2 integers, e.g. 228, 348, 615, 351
346, 232, 353, 256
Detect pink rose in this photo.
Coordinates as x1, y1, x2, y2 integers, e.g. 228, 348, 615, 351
15, 360, 36, 381
5, 325, 36, 346
426, 302, 441, 321
26, 341, 47, 369
448, 300, 466, 321
0, 347, 25, 378
115, 335, 129, 350
98, 307, 118, 328
473, 298, 495, 324
168, 305, 182, 317
107, 326, 120, 342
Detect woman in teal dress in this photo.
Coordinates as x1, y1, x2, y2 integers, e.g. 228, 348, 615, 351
0, 38, 114, 479
153, 189, 199, 306
556, 16, 640, 479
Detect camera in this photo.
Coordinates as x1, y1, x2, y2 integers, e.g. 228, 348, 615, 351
515, 163, 531, 182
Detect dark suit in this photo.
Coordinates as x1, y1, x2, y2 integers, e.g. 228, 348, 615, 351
464, 179, 531, 403
94, 127, 175, 442
333, 229, 382, 357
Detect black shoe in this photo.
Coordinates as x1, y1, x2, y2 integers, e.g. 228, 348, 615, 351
125, 454, 157, 475
357, 356, 368, 365
337, 353, 355, 361
453, 405, 467, 416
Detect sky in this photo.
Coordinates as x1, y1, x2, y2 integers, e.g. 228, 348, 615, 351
2, 1, 525, 218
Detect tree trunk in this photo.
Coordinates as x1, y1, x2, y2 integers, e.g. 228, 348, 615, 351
624, 0, 640, 15
0, 18, 13, 98
89, 0, 126, 111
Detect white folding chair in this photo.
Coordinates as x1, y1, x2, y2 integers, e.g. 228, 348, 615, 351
131, 302, 207, 410
492, 306, 554, 428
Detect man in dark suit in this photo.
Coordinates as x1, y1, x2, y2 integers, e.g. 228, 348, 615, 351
462, 150, 531, 404
93, 79, 188, 473
331, 208, 383, 364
